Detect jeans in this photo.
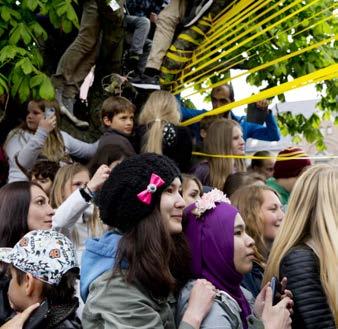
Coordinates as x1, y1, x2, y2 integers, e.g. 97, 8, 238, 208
52, 0, 125, 98
125, 15, 150, 55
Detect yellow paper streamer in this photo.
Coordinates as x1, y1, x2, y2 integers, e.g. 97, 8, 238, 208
180, 63, 338, 126
192, 152, 338, 161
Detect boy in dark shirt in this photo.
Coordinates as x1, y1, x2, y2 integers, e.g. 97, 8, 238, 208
98, 96, 136, 156
0, 230, 81, 329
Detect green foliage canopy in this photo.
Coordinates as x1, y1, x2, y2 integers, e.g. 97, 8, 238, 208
193, 0, 338, 150
0, 0, 79, 102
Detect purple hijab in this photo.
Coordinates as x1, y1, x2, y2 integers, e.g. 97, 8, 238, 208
184, 202, 251, 328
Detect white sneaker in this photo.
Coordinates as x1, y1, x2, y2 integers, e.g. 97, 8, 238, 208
60, 105, 89, 128
184, 0, 213, 27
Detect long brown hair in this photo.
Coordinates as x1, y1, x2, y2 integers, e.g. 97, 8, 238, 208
5, 100, 69, 163
204, 118, 246, 189
114, 208, 191, 298
231, 184, 280, 267
0, 181, 42, 247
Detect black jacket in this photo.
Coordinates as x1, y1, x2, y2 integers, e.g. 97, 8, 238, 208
134, 125, 192, 173
43, 299, 82, 329
98, 128, 136, 156
280, 244, 336, 329
3, 298, 81, 329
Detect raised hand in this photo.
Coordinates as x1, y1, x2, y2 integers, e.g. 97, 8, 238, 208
38, 114, 57, 133
87, 164, 111, 192
182, 279, 217, 329
261, 286, 293, 329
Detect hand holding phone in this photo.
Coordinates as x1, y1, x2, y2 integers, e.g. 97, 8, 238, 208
270, 276, 282, 305
45, 107, 55, 119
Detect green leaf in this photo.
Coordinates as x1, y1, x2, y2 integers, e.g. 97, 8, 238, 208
321, 22, 332, 34
0, 73, 9, 94
8, 24, 21, 45
26, 0, 39, 11
29, 48, 44, 68
9, 23, 32, 45
39, 74, 55, 100
17, 57, 35, 74
292, 134, 302, 144
66, 4, 79, 27
29, 73, 44, 88
315, 139, 326, 152
306, 62, 316, 73
62, 19, 73, 33
322, 111, 331, 121
0, 45, 17, 62
10, 68, 24, 98
29, 21, 48, 40
1, 6, 11, 22
18, 75, 31, 102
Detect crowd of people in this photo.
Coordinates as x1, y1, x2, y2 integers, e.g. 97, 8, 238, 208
0, 0, 337, 328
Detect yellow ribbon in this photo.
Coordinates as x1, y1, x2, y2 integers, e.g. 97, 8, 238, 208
180, 63, 338, 126
192, 152, 338, 161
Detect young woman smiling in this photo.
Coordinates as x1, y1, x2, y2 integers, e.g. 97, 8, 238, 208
80, 153, 216, 329
0, 181, 54, 248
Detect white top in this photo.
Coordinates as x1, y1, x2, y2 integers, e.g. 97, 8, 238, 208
5, 127, 98, 182
53, 188, 98, 262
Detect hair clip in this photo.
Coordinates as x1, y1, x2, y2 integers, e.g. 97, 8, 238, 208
137, 173, 165, 205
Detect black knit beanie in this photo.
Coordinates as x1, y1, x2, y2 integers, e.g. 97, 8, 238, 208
97, 153, 181, 232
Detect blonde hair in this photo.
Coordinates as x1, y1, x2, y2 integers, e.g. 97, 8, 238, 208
231, 185, 280, 267
138, 91, 180, 154
204, 119, 246, 189
182, 174, 203, 197
50, 163, 104, 245
262, 164, 338, 323
5, 100, 69, 163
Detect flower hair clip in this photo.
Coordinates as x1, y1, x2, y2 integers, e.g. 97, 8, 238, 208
195, 189, 231, 217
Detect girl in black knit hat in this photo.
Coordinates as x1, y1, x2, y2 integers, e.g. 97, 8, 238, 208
80, 153, 216, 329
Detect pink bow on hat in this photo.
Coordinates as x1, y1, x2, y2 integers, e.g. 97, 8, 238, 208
137, 173, 165, 205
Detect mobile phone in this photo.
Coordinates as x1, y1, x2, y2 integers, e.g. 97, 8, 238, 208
23, 300, 48, 329
270, 276, 282, 305
246, 102, 268, 124
45, 107, 55, 119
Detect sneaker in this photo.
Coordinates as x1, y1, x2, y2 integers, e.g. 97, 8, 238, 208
130, 74, 160, 90
60, 105, 89, 128
55, 89, 63, 105
184, 0, 213, 27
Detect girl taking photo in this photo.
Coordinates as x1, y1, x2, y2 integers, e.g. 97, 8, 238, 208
5, 99, 97, 182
